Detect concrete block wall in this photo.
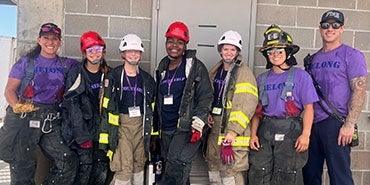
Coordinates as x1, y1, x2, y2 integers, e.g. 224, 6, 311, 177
63, 0, 153, 72
254, 1, 370, 185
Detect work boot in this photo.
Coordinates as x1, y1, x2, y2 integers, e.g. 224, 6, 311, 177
132, 171, 144, 185
208, 171, 222, 185
222, 176, 236, 185
110, 177, 131, 185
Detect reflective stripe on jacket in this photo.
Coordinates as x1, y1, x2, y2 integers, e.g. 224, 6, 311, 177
209, 54, 258, 146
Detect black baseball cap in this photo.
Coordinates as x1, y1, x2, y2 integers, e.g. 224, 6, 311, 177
320, 10, 344, 24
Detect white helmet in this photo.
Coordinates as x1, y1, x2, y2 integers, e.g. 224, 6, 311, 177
119, 34, 144, 52
217, 30, 242, 51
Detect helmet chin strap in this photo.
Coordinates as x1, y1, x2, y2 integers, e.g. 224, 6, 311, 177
124, 58, 140, 66
127, 61, 139, 65
167, 54, 184, 61
89, 58, 102, 65
277, 64, 291, 71
271, 61, 291, 71
167, 55, 176, 61
223, 58, 234, 63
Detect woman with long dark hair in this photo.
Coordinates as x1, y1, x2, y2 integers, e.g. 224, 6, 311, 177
0, 22, 79, 185
62, 31, 113, 185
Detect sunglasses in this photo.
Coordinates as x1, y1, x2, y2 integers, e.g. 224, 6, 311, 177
86, 46, 104, 53
41, 24, 61, 35
266, 48, 285, 56
320, 22, 342, 29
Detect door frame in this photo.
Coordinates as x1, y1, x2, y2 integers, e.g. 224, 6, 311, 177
150, 0, 258, 74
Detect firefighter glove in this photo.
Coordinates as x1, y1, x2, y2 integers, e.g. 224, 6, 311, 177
190, 130, 201, 143
79, 140, 93, 149
190, 116, 205, 143
220, 141, 234, 165
13, 102, 40, 114
191, 116, 205, 134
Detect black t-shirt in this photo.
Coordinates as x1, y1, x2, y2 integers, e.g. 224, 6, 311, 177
85, 66, 102, 112
160, 60, 186, 131
119, 72, 144, 114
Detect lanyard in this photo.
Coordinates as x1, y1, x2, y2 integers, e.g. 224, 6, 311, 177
166, 61, 182, 95
121, 69, 138, 106
216, 66, 227, 103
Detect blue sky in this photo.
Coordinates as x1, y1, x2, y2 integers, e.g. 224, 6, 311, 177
0, 4, 17, 37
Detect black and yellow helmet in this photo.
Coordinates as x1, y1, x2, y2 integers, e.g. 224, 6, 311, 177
260, 24, 299, 54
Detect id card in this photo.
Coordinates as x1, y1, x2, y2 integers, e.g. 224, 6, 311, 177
274, 134, 285, 141
128, 106, 141, 117
212, 107, 223, 115
29, 120, 41, 128
164, 94, 174, 105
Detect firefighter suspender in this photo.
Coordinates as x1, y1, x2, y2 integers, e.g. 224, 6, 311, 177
19, 56, 67, 99
19, 57, 35, 98
258, 67, 298, 116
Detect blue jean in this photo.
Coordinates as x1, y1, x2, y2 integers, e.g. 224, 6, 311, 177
303, 117, 354, 185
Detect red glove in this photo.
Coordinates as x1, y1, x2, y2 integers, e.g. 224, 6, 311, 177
79, 140, 93, 149
190, 130, 201, 143
220, 141, 234, 165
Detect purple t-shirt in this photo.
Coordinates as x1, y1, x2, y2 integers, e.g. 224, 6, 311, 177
311, 44, 367, 123
9, 54, 79, 104
257, 67, 319, 117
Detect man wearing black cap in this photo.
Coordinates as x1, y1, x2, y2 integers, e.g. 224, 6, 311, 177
303, 10, 367, 185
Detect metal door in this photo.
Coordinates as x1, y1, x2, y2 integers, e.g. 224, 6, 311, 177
150, 0, 257, 71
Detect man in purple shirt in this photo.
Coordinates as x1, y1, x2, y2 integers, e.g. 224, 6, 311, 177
303, 10, 368, 185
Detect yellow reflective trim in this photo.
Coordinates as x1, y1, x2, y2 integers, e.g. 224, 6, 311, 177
108, 113, 119, 126
103, 97, 109, 108
225, 100, 232, 109
267, 40, 279, 45
228, 111, 250, 128
99, 133, 109, 144
107, 150, 113, 161
151, 102, 155, 111
217, 136, 250, 147
151, 128, 159, 135
234, 82, 258, 97
265, 28, 282, 34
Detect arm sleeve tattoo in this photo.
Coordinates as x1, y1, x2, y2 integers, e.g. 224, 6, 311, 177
344, 76, 367, 127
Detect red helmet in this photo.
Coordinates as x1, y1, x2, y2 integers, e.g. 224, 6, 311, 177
165, 21, 189, 43
80, 31, 106, 52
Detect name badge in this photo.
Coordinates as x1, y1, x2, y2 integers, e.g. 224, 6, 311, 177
212, 107, 223, 115
29, 120, 40, 128
128, 106, 141, 117
164, 94, 173, 105
274, 134, 285, 141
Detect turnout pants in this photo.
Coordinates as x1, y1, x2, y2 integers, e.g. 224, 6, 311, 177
248, 116, 307, 185
205, 115, 248, 185
0, 105, 78, 185
162, 129, 201, 185
110, 114, 146, 183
